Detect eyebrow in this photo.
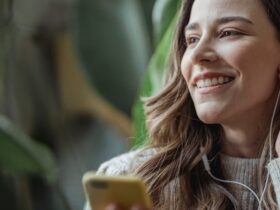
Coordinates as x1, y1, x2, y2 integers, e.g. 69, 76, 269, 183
184, 16, 254, 33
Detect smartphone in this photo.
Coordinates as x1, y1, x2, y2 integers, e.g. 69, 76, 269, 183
82, 171, 152, 210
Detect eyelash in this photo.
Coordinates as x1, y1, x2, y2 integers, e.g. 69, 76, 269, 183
185, 37, 199, 46
185, 30, 243, 46
219, 30, 242, 38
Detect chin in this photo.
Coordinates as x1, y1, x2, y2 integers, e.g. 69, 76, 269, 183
196, 111, 222, 124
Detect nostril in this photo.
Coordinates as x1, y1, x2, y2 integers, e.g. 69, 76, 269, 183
190, 49, 219, 65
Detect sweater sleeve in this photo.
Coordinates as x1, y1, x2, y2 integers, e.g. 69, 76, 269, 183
267, 157, 280, 208
83, 148, 156, 210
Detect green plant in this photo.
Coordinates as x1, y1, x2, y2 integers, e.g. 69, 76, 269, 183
133, 0, 180, 147
0, 115, 56, 183
0, 0, 56, 182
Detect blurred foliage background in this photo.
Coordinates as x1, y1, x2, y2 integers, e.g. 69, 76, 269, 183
0, 0, 179, 209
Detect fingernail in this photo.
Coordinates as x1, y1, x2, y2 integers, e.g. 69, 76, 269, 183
104, 204, 119, 210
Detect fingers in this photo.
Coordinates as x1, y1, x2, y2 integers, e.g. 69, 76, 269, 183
131, 204, 150, 210
104, 204, 122, 210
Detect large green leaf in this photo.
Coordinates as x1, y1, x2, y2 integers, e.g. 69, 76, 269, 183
132, 14, 178, 147
152, 0, 180, 44
0, 115, 56, 183
76, 0, 151, 115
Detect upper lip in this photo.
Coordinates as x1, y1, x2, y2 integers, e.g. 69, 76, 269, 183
191, 71, 236, 85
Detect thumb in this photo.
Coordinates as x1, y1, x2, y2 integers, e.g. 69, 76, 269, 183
104, 204, 122, 210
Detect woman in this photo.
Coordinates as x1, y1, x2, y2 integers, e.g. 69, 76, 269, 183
85, 0, 280, 209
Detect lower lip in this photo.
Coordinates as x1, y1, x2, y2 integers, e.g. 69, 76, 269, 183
195, 81, 234, 94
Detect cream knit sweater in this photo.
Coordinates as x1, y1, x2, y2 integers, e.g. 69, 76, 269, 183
84, 148, 280, 210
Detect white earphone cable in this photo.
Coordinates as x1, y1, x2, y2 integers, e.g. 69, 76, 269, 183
258, 88, 280, 210
200, 88, 280, 210
207, 169, 261, 204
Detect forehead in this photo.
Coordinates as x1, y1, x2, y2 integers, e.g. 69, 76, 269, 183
189, 0, 266, 25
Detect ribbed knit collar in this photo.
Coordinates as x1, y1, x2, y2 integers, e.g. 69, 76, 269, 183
219, 153, 261, 205
220, 154, 260, 191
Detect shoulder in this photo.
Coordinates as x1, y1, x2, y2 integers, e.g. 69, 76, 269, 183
267, 157, 280, 206
96, 147, 157, 176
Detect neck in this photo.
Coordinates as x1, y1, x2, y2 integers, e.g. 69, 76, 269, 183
220, 103, 274, 158
221, 124, 265, 158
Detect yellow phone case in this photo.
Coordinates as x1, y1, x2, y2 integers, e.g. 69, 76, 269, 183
82, 172, 152, 210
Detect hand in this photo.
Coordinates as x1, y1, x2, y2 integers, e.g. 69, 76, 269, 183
275, 131, 280, 157
104, 203, 150, 210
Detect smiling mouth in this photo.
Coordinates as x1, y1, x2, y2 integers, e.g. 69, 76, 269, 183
195, 76, 235, 88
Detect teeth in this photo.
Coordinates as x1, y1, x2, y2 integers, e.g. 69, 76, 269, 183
205, 79, 211, 86
196, 76, 233, 88
218, 76, 224, 84
224, 77, 229, 82
212, 78, 218, 85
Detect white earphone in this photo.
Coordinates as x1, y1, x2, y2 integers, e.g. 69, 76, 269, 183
200, 86, 280, 210
200, 147, 261, 208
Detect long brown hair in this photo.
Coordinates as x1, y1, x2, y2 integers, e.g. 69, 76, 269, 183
136, 0, 280, 209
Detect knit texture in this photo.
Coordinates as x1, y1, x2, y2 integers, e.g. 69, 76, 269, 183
268, 158, 280, 208
220, 154, 260, 210
84, 149, 280, 210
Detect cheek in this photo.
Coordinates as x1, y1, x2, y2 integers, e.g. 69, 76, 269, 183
218, 42, 254, 70
180, 53, 192, 84
236, 48, 278, 88
219, 41, 279, 75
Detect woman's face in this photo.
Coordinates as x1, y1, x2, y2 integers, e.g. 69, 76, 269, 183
181, 0, 280, 124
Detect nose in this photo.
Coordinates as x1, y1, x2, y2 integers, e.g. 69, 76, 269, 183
189, 39, 218, 65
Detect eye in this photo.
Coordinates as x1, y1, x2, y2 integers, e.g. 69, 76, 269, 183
220, 30, 242, 38
185, 36, 200, 46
